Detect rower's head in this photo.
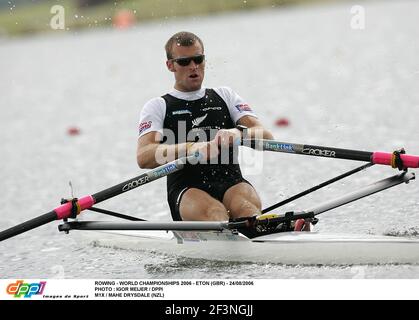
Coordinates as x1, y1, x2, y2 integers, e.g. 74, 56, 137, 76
165, 31, 205, 92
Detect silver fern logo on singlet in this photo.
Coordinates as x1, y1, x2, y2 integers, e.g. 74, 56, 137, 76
192, 114, 208, 127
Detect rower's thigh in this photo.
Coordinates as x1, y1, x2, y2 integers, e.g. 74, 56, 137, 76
179, 188, 229, 221
223, 182, 261, 217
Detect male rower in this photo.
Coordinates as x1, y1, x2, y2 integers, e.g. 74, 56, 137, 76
136, 31, 274, 222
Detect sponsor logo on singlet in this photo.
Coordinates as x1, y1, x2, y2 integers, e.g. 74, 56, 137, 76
138, 121, 152, 134
235, 103, 253, 113
172, 110, 192, 115
202, 106, 222, 112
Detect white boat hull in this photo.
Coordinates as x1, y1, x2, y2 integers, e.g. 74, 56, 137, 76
81, 230, 419, 265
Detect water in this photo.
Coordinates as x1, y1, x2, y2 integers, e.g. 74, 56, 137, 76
1, 0, 419, 279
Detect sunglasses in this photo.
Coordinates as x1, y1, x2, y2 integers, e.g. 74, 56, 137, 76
171, 54, 205, 66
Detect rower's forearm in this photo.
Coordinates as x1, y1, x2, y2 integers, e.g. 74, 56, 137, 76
137, 143, 159, 168
138, 143, 189, 168
155, 143, 190, 164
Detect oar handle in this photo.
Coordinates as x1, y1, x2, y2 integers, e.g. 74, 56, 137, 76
0, 211, 57, 241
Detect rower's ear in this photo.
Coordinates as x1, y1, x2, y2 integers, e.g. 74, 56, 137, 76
166, 60, 175, 72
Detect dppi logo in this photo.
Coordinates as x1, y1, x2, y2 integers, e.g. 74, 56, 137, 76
6, 280, 46, 298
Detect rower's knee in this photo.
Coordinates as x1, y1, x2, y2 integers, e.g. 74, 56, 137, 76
223, 183, 262, 218
181, 204, 228, 221
229, 199, 261, 219
203, 204, 229, 221
179, 190, 229, 221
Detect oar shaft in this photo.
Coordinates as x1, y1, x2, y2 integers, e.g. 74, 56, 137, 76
244, 139, 419, 168
55, 156, 192, 219
0, 211, 57, 241
92, 156, 191, 204
0, 156, 194, 241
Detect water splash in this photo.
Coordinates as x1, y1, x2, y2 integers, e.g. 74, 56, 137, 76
383, 227, 419, 238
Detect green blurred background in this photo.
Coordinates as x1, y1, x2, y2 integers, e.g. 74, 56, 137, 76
0, 0, 351, 37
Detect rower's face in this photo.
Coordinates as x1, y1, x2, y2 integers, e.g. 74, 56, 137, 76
166, 42, 205, 92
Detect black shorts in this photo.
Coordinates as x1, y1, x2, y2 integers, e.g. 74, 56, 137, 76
167, 178, 252, 221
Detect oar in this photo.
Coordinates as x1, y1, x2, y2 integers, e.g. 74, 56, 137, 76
0, 155, 196, 242
243, 139, 419, 169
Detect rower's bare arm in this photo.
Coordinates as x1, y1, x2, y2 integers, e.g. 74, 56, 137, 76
237, 115, 274, 140
137, 132, 159, 168
137, 132, 191, 169
214, 115, 273, 148
137, 116, 273, 168
137, 132, 220, 168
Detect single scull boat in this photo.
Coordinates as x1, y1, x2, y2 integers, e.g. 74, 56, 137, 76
1, 139, 419, 265
82, 229, 419, 265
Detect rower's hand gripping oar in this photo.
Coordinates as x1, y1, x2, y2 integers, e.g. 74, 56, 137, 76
0, 155, 198, 242
242, 139, 419, 169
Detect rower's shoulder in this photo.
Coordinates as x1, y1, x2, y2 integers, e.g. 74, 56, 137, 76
212, 86, 236, 96
140, 97, 166, 120
142, 96, 166, 110
211, 86, 241, 103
